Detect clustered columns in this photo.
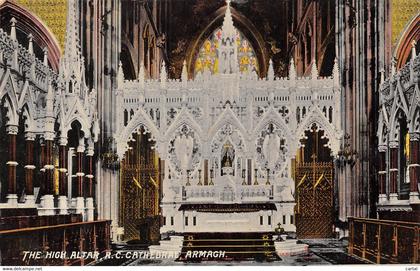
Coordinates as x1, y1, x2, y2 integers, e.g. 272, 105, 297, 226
378, 145, 387, 204
40, 134, 56, 215
58, 137, 69, 214
6, 125, 18, 206
85, 144, 95, 221
75, 138, 85, 217
408, 133, 420, 202
389, 141, 399, 202
24, 132, 36, 207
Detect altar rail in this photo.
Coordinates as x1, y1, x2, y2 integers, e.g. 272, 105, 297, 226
348, 217, 419, 264
0, 220, 111, 266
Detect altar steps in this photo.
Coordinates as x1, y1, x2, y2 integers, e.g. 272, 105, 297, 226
177, 232, 281, 262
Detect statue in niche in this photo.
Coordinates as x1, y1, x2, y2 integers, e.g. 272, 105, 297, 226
174, 133, 194, 174
221, 141, 235, 176
263, 123, 280, 170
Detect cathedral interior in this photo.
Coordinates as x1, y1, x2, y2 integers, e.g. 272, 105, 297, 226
0, 0, 419, 266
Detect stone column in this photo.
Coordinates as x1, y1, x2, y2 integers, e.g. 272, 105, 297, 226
24, 132, 36, 207
58, 137, 69, 214
6, 125, 18, 207
378, 145, 387, 204
75, 139, 85, 218
389, 142, 399, 202
409, 133, 420, 202
85, 145, 95, 221
40, 135, 55, 215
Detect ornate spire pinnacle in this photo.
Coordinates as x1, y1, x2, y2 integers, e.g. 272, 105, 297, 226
267, 59, 275, 80
222, 0, 235, 38
289, 57, 296, 81
412, 40, 417, 62
61, 0, 83, 79
311, 58, 318, 79
218, 0, 239, 74
27, 34, 33, 55
45, 81, 54, 117
138, 62, 145, 88
332, 58, 339, 86
43, 47, 48, 66
160, 61, 167, 88
117, 61, 125, 86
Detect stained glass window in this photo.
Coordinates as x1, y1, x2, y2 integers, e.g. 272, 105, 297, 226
195, 27, 258, 75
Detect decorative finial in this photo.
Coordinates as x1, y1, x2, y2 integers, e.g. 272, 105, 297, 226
311, 58, 318, 79
43, 47, 49, 66
267, 59, 275, 80
160, 61, 167, 88
289, 57, 296, 81
138, 62, 145, 88
182, 60, 188, 83
412, 40, 417, 61
332, 58, 339, 86
27, 34, 34, 55
117, 61, 125, 86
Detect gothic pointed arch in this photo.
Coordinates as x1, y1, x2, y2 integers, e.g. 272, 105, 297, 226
20, 102, 35, 132
208, 105, 249, 145
0, 73, 19, 126
390, 107, 408, 143
164, 107, 203, 140
116, 107, 160, 158
295, 106, 341, 156
253, 106, 292, 141
394, 14, 420, 70
59, 98, 92, 141
408, 83, 420, 132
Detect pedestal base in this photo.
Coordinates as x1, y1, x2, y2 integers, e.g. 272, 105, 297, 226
85, 197, 94, 221
378, 194, 387, 204
39, 195, 55, 216
58, 196, 68, 215
409, 192, 419, 203
6, 194, 18, 207
389, 193, 399, 203
75, 197, 85, 220
24, 195, 36, 207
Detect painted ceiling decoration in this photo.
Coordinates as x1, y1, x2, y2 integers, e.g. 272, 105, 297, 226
15, 0, 67, 50
391, 0, 419, 47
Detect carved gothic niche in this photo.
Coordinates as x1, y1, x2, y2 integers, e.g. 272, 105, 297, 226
167, 124, 201, 176
211, 123, 245, 156
299, 123, 332, 163
255, 123, 288, 176
221, 140, 235, 176
209, 123, 246, 178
